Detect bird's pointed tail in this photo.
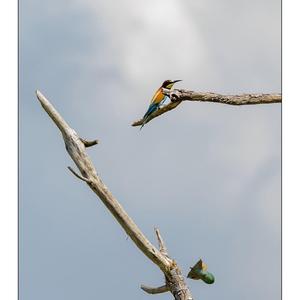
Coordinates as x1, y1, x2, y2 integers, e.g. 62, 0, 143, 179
139, 103, 160, 130
140, 115, 150, 130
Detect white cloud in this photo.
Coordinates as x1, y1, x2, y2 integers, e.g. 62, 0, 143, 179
115, 1, 205, 81
73, 0, 209, 107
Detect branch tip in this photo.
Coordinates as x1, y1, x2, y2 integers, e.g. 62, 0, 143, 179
36, 90, 42, 101
155, 228, 168, 256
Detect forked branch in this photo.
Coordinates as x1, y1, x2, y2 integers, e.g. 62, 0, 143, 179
132, 89, 281, 127
36, 90, 193, 300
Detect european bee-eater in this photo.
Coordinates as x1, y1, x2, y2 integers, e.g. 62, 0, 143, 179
187, 259, 215, 284
140, 79, 182, 129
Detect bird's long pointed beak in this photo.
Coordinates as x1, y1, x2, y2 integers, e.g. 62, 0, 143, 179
173, 80, 182, 83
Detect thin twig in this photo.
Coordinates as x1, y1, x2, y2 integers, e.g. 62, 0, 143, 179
67, 166, 91, 183
80, 138, 99, 148
155, 228, 168, 257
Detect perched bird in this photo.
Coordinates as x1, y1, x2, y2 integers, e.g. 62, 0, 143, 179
187, 259, 215, 284
140, 79, 182, 129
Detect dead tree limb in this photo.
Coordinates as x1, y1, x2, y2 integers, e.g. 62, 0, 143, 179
36, 90, 193, 300
132, 89, 282, 127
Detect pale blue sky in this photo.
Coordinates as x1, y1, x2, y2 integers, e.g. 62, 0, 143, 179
20, 1, 281, 299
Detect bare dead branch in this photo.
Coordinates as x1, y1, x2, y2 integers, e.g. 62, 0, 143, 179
36, 90, 169, 270
36, 90, 194, 300
163, 89, 282, 105
132, 89, 281, 127
141, 284, 170, 294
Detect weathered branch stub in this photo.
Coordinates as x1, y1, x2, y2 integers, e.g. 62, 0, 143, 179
132, 88, 281, 127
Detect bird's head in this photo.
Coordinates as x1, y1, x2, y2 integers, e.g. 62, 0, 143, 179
161, 79, 182, 89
